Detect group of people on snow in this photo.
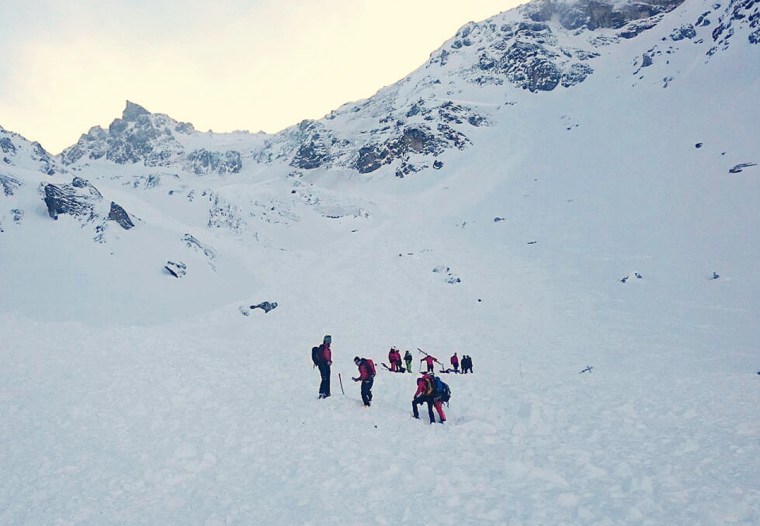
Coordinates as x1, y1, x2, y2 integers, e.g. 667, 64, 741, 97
460, 354, 474, 374
387, 347, 404, 372
311, 335, 472, 424
421, 351, 474, 375
387, 347, 439, 374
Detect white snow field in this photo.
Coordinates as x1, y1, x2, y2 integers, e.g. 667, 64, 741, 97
1, 0, 760, 524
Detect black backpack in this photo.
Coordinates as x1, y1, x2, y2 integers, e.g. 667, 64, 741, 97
311, 346, 322, 365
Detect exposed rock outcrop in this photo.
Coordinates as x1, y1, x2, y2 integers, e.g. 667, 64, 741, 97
42, 177, 102, 221
107, 202, 135, 230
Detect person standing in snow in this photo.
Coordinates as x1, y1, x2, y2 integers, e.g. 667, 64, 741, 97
314, 334, 332, 399
404, 350, 413, 373
463, 355, 473, 374
450, 352, 460, 374
412, 372, 446, 424
352, 356, 376, 407
388, 347, 399, 372
420, 353, 437, 373
394, 348, 404, 372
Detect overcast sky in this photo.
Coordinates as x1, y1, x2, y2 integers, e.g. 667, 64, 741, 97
0, 0, 523, 153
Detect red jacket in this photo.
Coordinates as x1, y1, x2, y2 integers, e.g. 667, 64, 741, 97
421, 355, 436, 366
321, 343, 332, 364
358, 359, 375, 380
451, 354, 459, 366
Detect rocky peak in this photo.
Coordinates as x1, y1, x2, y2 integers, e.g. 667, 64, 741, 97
61, 101, 188, 167
60, 102, 243, 176
122, 101, 151, 122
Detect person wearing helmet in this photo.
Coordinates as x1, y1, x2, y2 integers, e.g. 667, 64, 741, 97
352, 356, 376, 407
316, 334, 332, 399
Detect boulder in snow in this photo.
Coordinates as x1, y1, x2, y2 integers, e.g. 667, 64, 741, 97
107, 202, 135, 230
249, 301, 279, 313
164, 261, 187, 278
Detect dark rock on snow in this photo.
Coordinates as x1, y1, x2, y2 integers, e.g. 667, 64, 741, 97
108, 202, 135, 230
250, 301, 279, 313
0, 174, 22, 196
164, 261, 187, 278
43, 178, 102, 221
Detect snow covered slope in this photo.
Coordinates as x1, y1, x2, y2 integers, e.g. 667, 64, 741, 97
1, 0, 759, 523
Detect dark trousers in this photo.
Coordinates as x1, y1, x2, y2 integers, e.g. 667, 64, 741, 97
413, 395, 435, 423
318, 363, 331, 397
361, 378, 374, 406
413, 396, 446, 423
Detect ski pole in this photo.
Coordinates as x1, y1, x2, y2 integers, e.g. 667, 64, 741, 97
338, 373, 346, 395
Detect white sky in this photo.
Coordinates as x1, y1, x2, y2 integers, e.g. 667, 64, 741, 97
0, 0, 522, 153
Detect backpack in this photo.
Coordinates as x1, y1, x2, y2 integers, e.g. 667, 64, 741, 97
433, 376, 451, 403
311, 346, 322, 366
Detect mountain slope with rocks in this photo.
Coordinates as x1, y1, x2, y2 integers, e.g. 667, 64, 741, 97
1, 0, 759, 523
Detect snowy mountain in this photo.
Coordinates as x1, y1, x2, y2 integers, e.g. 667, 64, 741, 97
1, 0, 759, 523
55, 0, 754, 180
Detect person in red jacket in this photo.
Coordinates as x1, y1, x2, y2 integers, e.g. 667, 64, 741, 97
388, 347, 398, 372
450, 353, 460, 374
394, 348, 404, 371
412, 373, 446, 424
352, 356, 376, 406
420, 353, 437, 373
315, 334, 332, 399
